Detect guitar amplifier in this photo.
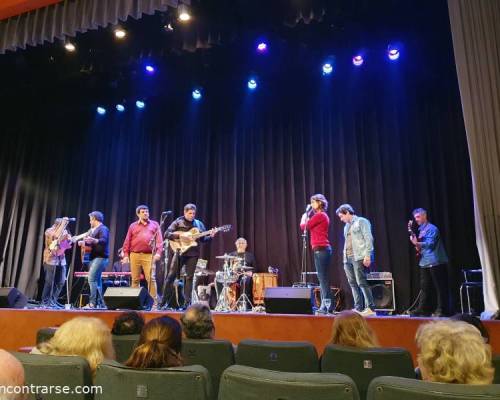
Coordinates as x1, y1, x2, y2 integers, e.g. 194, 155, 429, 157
366, 272, 395, 312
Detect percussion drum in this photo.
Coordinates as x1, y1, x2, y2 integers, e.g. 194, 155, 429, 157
252, 273, 278, 305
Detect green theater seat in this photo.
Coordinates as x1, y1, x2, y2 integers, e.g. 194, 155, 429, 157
111, 334, 139, 363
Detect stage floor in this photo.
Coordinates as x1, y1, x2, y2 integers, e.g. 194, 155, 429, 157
1, 309, 499, 362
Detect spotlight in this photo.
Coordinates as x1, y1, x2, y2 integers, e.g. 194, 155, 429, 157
96, 107, 106, 115
322, 63, 333, 75
257, 42, 268, 53
178, 4, 191, 22
387, 46, 400, 61
192, 89, 202, 100
145, 65, 155, 74
116, 104, 125, 112
247, 78, 257, 90
114, 28, 127, 39
135, 100, 145, 109
64, 42, 76, 52
164, 23, 174, 32
352, 55, 364, 66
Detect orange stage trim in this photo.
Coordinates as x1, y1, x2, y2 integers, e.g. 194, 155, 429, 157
1, 309, 499, 362
0, 0, 63, 21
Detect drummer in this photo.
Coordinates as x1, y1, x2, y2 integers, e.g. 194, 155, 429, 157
228, 237, 257, 304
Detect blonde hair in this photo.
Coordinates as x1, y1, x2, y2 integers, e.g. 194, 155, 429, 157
37, 317, 114, 375
416, 320, 494, 384
330, 311, 379, 348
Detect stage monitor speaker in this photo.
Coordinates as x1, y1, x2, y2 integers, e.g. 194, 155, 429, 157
366, 276, 395, 312
0, 287, 28, 309
264, 287, 313, 315
103, 287, 153, 310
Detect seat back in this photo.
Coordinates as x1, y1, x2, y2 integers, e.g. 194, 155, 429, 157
493, 355, 500, 384
235, 339, 319, 372
13, 352, 93, 400
111, 334, 140, 363
94, 360, 212, 400
36, 327, 57, 344
219, 364, 359, 400
368, 376, 500, 400
181, 339, 234, 397
321, 345, 414, 399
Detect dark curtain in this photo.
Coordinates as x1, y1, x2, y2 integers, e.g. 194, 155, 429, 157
448, 0, 500, 317
0, 59, 479, 311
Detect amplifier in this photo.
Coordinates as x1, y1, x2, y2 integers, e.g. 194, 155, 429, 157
366, 274, 395, 312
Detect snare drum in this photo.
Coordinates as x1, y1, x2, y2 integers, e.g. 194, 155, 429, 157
252, 273, 278, 305
215, 270, 239, 284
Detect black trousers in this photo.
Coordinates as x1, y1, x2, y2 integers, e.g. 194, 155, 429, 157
417, 264, 450, 315
163, 252, 198, 307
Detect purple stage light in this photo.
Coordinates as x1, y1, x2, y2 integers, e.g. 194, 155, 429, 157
352, 55, 364, 66
257, 42, 267, 52
388, 47, 400, 61
145, 65, 155, 74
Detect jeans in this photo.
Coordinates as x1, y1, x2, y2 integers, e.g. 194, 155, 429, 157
344, 257, 375, 311
41, 263, 66, 305
313, 247, 333, 311
88, 257, 108, 306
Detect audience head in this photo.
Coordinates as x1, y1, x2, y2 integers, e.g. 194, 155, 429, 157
0, 349, 26, 400
180, 303, 215, 339
37, 317, 114, 375
125, 316, 182, 369
111, 312, 145, 335
416, 320, 494, 384
330, 311, 379, 348
451, 313, 490, 343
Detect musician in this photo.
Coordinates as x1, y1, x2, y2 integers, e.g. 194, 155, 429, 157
112, 248, 131, 273
409, 208, 450, 317
122, 205, 162, 307
336, 204, 376, 316
80, 211, 109, 309
41, 218, 72, 308
300, 194, 334, 314
228, 237, 257, 303
163, 203, 216, 308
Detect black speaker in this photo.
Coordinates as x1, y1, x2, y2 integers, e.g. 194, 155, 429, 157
0, 287, 28, 308
103, 287, 153, 310
367, 277, 395, 311
264, 287, 313, 315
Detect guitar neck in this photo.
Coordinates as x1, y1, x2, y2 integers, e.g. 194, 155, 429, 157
193, 229, 217, 240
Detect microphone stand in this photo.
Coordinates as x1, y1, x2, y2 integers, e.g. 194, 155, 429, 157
300, 208, 311, 286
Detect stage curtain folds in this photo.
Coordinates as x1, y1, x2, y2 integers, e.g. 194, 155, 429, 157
448, 0, 500, 317
0, 0, 188, 54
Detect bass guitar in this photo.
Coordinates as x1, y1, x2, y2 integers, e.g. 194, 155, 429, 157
170, 225, 232, 254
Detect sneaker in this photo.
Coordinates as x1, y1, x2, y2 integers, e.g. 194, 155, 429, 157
359, 308, 376, 316
82, 304, 95, 310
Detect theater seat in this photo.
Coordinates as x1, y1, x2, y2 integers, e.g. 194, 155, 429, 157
111, 334, 139, 363
321, 345, 415, 399
13, 352, 93, 400
493, 354, 500, 384
219, 364, 359, 400
235, 339, 319, 372
36, 327, 57, 344
367, 376, 500, 399
94, 360, 212, 400
181, 338, 235, 397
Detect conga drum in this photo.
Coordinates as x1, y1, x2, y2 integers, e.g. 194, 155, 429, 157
252, 273, 278, 305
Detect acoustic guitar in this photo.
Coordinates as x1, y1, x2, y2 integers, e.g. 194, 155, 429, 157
170, 225, 232, 254
407, 219, 421, 260
71, 230, 92, 265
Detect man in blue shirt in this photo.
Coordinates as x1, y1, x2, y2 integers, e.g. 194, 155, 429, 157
409, 208, 450, 317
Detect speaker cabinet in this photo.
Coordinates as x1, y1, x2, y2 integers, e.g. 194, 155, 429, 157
264, 287, 313, 314
366, 274, 395, 312
0, 287, 28, 308
103, 287, 153, 310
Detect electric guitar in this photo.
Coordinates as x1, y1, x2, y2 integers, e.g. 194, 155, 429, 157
170, 225, 232, 254
407, 220, 421, 260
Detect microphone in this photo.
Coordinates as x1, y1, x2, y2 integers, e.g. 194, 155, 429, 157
305, 205, 312, 212
161, 210, 173, 215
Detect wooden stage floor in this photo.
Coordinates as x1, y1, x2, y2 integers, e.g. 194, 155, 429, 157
1, 309, 499, 362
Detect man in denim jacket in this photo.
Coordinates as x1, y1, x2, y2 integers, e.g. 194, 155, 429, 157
409, 208, 450, 317
336, 204, 376, 316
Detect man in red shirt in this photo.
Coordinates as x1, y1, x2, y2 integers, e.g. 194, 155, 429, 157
122, 205, 162, 306
300, 193, 333, 313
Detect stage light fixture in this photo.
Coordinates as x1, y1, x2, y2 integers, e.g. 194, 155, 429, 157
352, 55, 364, 66
178, 4, 191, 22
164, 23, 174, 32
247, 78, 257, 90
116, 104, 125, 112
387, 46, 400, 61
145, 65, 155, 74
257, 42, 268, 53
114, 28, 127, 39
96, 107, 106, 115
322, 62, 333, 75
192, 89, 202, 100
64, 42, 76, 52
135, 100, 145, 109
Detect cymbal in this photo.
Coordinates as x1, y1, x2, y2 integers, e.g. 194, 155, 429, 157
216, 254, 237, 260
235, 266, 254, 270
195, 269, 215, 275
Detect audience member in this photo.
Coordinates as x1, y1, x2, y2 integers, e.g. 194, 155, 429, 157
0, 349, 26, 400
125, 316, 182, 368
451, 313, 490, 343
330, 310, 379, 348
111, 311, 145, 335
416, 320, 494, 384
180, 303, 215, 339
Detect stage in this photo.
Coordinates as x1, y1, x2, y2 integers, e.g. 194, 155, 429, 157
1, 309, 499, 362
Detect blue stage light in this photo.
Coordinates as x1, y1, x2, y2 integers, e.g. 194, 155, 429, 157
387, 46, 400, 61
192, 89, 202, 100
257, 42, 267, 53
135, 100, 145, 109
116, 104, 125, 112
247, 79, 257, 90
145, 65, 155, 74
322, 63, 333, 75
96, 107, 106, 115
352, 55, 364, 66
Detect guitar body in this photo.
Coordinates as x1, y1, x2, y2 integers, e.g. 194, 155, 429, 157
81, 244, 92, 266
170, 228, 201, 254
408, 220, 421, 260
